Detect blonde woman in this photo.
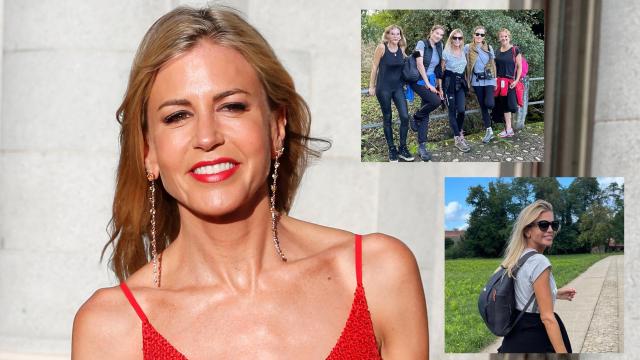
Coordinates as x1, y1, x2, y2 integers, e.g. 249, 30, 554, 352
72, 6, 428, 359
368, 25, 414, 162
465, 26, 497, 143
494, 28, 521, 138
439, 29, 469, 153
498, 200, 575, 353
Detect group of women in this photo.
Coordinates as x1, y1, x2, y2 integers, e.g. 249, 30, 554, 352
369, 24, 523, 161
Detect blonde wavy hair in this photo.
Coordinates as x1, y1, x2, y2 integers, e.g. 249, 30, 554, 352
501, 200, 555, 277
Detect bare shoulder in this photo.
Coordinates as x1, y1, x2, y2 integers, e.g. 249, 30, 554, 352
280, 216, 355, 255
72, 285, 139, 359
359, 233, 428, 356
360, 233, 420, 285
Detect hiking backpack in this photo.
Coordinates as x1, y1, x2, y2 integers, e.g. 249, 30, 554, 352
402, 52, 420, 83
478, 251, 537, 336
512, 46, 528, 78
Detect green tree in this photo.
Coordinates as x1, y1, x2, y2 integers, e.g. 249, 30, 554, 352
464, 180, 514, 257
577, 203, 614, 250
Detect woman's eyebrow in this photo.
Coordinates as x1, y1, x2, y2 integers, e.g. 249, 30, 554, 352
157, 98, 190, 111
157, 89, 251, 111
213, 88, 251, 102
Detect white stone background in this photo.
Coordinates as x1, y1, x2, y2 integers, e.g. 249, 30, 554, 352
0, 0, 636, 359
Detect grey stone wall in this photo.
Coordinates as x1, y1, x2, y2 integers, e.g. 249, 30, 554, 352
16, 1, 637, 359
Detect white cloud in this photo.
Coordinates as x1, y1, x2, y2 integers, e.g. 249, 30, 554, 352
445, 201, 471, 225
445, 201, 462, 221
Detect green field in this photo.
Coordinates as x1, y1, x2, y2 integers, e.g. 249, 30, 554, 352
445, 253, 611, 353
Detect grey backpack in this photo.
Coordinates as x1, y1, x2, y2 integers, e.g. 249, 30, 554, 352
478, 252, 537, 336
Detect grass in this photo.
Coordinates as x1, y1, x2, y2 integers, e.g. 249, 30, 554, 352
444, 253, 611, 353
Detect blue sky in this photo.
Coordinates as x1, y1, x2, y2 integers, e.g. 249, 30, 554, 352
444, 177, 624, 230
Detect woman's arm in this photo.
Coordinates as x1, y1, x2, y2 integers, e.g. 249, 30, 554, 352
533, 269, 567, 353
364, 234, 429, 359
368, 44, 384, 96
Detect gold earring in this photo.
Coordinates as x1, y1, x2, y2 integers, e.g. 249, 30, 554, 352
146, 171, 160, 287
270, 147, 287, 262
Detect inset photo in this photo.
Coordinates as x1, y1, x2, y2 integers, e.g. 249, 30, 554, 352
361, 10, 544, 162
444, 177, 624, 353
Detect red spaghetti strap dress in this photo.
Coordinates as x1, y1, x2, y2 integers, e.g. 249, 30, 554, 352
119, 234, 381, 359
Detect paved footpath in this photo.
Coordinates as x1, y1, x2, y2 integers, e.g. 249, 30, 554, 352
483, 255, 624, 353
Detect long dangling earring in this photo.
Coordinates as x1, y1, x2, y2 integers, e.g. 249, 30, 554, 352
147, 171, 160, 287
270, 147, 287, 262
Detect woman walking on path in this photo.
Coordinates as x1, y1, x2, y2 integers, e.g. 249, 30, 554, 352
408, 25, 445, 162
368, 25, 414, 162
465, 26, 497, 144
494, 28, 521, 138
498, 200, 576, 353
440, 29, 470, 153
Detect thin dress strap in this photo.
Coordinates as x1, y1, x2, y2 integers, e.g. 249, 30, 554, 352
355, 234, 363, 287
119, 282, 149, 323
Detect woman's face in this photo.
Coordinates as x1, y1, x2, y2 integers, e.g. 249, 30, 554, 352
451, 32, 463, 48
387, 28, 401, 45
474, 28, 486, 44
499, 31, 511, 46
145, 39, 285, 218
525, 211, 556, 249
430, 28, 445, 43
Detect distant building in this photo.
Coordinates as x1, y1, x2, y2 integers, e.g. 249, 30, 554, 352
608, 238, 624, 251
445, 229, 466, 244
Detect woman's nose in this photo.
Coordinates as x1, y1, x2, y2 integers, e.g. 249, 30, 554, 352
192, 112, 224, 151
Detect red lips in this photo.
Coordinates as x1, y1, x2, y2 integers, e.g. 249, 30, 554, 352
189, 158, 240, 183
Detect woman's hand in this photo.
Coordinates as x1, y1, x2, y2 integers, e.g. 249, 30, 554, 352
368, 86, 375, 96
557, 287, 577, 301
509, 79, 518, 89
427, 84, 438, 93
437, 88, 444, 100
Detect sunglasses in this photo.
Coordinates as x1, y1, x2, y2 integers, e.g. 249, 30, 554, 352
529, 220, 560, 232
475, 33, 486, 37
452, 36, 463, 40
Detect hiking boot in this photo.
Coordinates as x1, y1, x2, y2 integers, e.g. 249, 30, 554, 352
454, 136, 471, 153
398, 146, 415, 162
410, 114, 419, 132
482, 127, 494, 143
418, 143, 432, 162
388, 146, 399, 162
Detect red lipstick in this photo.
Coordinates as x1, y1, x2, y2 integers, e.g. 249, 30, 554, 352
189, 158, 240, 183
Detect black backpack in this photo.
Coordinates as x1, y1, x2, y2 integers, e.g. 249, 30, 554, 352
402, 51, 420, 83
478, 251, 537, 336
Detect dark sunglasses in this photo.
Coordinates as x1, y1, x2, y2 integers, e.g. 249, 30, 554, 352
452, 36, 463, 40
475, 33, 486, 37
529, 220, 560, 232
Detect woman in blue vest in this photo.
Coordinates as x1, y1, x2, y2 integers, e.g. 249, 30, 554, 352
368, 25, 414, 162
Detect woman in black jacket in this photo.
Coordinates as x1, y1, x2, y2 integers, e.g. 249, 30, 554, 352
408, 25, 445, 162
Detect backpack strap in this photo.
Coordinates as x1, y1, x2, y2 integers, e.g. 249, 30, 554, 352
505, 251, 538, 333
